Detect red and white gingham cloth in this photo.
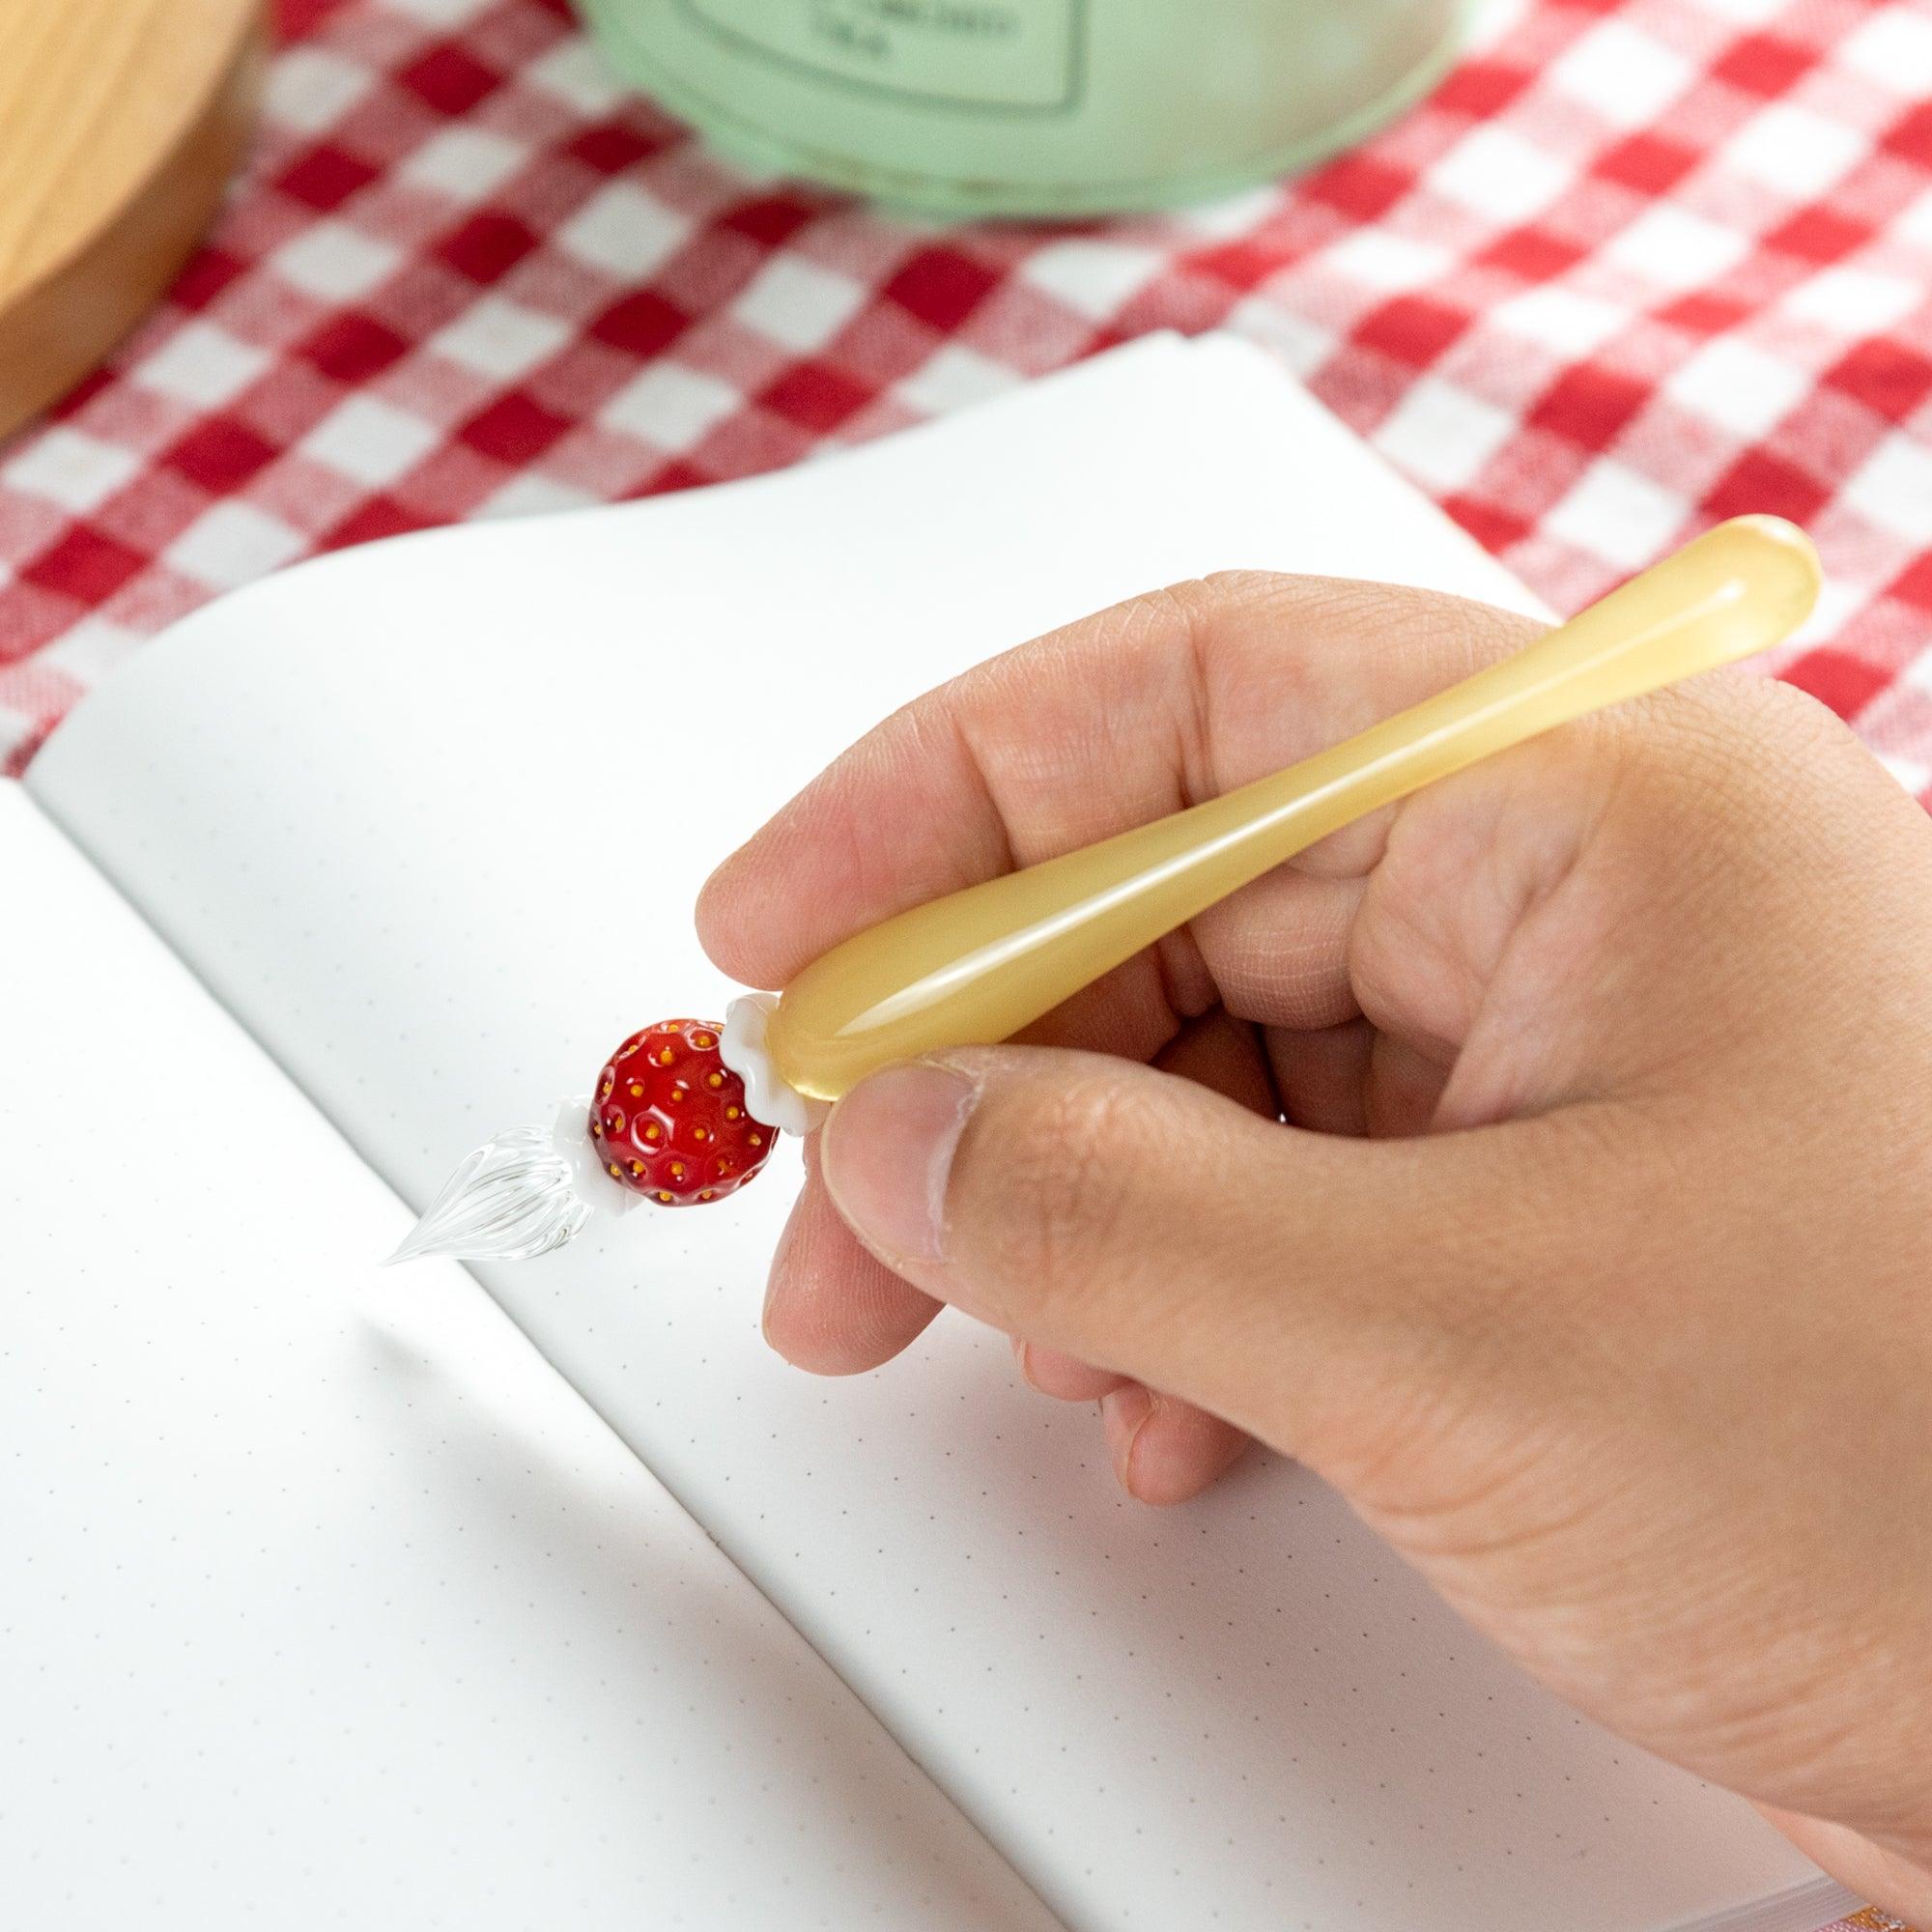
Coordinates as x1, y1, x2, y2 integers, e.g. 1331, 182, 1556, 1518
0, 8, 1924, 1924
5, 0, 1932, 788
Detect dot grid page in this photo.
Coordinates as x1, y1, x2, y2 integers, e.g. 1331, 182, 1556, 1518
26, 337, 1853, 1931
0, 784, 1060, 1929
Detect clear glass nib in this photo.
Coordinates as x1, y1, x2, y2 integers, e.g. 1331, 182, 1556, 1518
386, 1120, 592, 1264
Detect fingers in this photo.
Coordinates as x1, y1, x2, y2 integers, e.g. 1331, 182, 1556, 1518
1012, 1009, 1263, 1504
1014, 1339, 1124, 1402
1013, 1343, 1245, 1503
772, 1142, 1249, 1501
1188, 870, 1365, 1032
1099, 1386, 1247, 1505
697, 574, 1541, 996
816, 1042, 1603, 1470
765, 1001, 1274, 1397
1264, 1017, 1375, 1136
762, 1143, 939, 1375
1150, 999, 1277, 1117
773, 1003, 1270, 1504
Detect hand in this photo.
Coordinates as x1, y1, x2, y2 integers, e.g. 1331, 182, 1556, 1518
697, 573, 1932, 1917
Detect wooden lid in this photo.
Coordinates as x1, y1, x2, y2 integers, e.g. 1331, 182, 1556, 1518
0, 0, 264, 444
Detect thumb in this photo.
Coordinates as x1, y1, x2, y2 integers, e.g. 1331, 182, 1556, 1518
816, 1044, 1591, 1468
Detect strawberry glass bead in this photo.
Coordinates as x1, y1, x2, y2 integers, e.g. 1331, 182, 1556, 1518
589, 1019, 774, 1206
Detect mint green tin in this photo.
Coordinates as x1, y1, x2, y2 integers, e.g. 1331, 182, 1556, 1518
571, 0, 1471, 217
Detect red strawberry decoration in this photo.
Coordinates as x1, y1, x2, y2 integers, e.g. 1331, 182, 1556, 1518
589, 1019, 774, 1207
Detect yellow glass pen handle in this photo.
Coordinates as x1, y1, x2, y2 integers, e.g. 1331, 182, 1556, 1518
766, 515, 1822, 1104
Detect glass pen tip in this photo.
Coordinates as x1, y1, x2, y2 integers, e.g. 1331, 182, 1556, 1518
385, 1121, 592, 1264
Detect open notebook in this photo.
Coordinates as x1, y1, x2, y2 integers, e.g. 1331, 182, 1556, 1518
4, 334, 1859, 1931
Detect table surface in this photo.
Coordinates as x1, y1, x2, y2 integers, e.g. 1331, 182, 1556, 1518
0, 4, 1922, 1921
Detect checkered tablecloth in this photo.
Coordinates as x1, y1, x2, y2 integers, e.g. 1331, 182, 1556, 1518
5, 0, 1932, 792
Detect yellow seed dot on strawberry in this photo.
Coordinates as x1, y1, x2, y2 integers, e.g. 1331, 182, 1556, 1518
693, 1127, 708, 1143
669, 1161, 685, 1179
607, 1162, 621, 1179
657, 1191, 673, 1204
699, 1189, 715, 1201
725, 1105, 741, 1120
694, 1032, 714, 1049
706, 1071, 723, 1089
630, 1160, 642, 1176
628, 1082, 642, 1097
591, 1121, 603, 1138
657, 1047, 674, 1065
643, 1122, 661, 1141
749, 1133, 763, 1148
600, 1078, 612, 1096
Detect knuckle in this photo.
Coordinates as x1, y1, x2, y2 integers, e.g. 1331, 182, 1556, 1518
1743, 670, 1849, 746
1174, 568, 1293, 614
1611, 671, 1870, 864
1628, 670, 1820, 781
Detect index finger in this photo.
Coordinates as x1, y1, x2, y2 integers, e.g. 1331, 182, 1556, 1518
695, 572, 1536, 993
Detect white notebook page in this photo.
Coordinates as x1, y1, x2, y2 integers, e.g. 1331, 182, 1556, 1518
28, 335, 1852, 1931
0, 785, 1060, 1931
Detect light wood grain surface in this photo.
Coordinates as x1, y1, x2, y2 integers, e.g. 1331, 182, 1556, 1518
0, 0, 263, 444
